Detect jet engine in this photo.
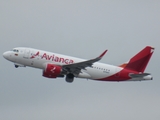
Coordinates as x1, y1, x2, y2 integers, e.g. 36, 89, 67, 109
43, 64, 62, 78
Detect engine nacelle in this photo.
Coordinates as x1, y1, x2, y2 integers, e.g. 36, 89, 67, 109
43, 64, 62, 78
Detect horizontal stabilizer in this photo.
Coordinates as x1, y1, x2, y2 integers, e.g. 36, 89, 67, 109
129, 73, 150, 78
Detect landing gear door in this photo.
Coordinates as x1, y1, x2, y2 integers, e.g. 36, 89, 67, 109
23, 49, 30, 59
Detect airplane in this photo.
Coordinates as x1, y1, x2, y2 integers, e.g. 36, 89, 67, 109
3, 46, 154, 83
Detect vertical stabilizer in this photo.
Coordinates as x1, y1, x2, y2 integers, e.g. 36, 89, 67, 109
119, 46, 154, 73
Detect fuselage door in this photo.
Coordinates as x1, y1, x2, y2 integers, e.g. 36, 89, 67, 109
23, 49, 30, 59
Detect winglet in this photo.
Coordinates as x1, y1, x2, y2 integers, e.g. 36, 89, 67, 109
99, 50, 107, 58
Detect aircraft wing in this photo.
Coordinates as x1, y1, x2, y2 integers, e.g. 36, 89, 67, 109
62, 50, 107, 75
129, 73, 151, 78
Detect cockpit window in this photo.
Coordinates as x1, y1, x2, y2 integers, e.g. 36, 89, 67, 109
13, 49, 19, 52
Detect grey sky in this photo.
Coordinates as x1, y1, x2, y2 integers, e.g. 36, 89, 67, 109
0, 1, 160, 120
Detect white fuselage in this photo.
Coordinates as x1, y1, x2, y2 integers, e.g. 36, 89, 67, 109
3, 47, 153, 81
4, 47, 121, 80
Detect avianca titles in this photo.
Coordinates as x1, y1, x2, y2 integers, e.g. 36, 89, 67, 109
3, 46, 154, 83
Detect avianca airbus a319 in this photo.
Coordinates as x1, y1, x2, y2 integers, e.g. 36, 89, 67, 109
3, 46, 154, 83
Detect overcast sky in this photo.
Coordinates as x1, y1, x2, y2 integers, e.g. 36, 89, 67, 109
0, 1, 160, 120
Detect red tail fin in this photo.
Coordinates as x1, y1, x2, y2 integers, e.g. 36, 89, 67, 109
120, 46, 154, 73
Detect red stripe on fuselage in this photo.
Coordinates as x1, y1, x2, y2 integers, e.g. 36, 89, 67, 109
96, 68, 138, 82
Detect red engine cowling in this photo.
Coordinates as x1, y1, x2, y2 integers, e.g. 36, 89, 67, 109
43, 64, 62, 78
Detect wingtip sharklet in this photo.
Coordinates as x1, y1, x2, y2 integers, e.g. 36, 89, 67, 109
99, 50, 107, 58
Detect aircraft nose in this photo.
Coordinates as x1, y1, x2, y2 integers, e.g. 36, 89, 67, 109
3, 51, 10, 59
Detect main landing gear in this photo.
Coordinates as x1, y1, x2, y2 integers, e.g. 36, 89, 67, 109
66, 73, 74, 83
